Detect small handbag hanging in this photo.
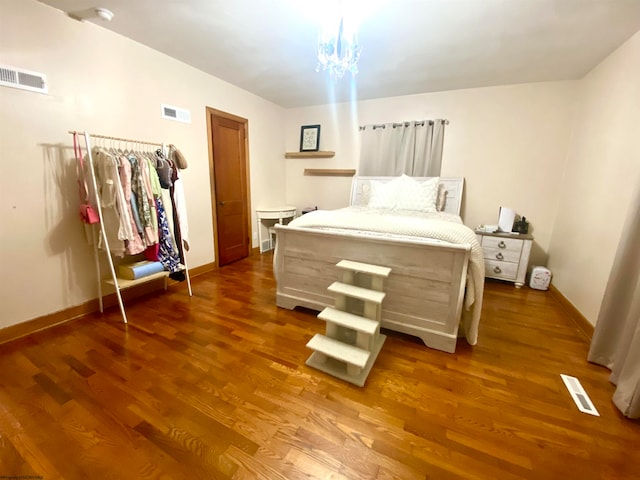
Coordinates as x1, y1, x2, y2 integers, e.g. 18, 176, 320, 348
155, 148, 173, 188
74, 133, 100, 224
168, 144, 188, 169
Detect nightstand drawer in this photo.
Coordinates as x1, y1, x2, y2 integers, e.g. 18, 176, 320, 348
481, 235, 523, 253
484, 259, 518, 281
482, 247, 522, 263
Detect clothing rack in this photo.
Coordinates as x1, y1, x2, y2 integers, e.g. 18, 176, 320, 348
69, 130, 193, 324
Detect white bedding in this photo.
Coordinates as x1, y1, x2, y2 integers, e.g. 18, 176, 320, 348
286, 206, 485, 344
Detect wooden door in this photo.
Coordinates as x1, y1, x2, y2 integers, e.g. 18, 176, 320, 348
207, 109, 251, 266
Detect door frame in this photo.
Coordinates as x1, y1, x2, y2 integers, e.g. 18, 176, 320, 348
206, 107, 253, 267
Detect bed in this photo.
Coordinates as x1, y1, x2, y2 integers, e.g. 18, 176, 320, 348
273, 176, 484, 353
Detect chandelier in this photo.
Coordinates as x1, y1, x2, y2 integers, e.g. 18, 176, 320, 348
316, 11, 361, 78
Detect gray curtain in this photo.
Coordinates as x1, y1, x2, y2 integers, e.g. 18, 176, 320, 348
588, 177, 640, 419
358, 119, 446, 176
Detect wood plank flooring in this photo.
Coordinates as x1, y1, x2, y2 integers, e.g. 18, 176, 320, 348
0, 253, 638, 479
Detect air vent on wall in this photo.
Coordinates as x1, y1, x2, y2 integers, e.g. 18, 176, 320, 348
0, 65, 48, 94
161, 104, 191, 124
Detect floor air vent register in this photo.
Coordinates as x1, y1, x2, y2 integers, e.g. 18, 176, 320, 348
561, 374, 600, 416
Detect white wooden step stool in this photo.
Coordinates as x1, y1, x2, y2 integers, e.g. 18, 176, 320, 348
305, 260, 391, 387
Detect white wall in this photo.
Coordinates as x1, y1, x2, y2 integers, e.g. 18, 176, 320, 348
284, 82, 577, 267
548, 31, 640, 325
0, 0, 286, 329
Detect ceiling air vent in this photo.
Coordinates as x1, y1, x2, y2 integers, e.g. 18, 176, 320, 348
0, 65, 48, 94
161, 104, 191, 124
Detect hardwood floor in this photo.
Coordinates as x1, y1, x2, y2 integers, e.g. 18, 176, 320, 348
1, 254, 638, 479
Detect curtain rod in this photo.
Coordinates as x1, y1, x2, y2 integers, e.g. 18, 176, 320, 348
358, 119, 449, 130
68, 130, 163, 147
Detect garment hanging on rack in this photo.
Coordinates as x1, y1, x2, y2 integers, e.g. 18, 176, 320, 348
170, 164, 190, 256
160, 188, 179, 253
117, 155, 146, 255
141, 153, 160, 242
93, 148, 133, 257
155, 198, 182, 273
141, 152, 162, 261
129, 153, 157, 246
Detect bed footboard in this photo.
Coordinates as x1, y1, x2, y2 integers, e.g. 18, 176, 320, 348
274, 225, 471, 353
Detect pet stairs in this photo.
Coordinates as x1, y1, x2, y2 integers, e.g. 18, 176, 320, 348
306, 260, 391, 387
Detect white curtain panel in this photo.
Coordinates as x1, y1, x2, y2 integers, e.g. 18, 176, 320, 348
358, 120, 446, 176
358, 124, 396, 176
588, 175, 640, 418
414, 119, 445, 177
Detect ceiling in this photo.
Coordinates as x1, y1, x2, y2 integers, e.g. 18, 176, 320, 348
37, 0, 640, 108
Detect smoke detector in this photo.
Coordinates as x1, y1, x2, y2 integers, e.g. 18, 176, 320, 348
94, 7, 114, 21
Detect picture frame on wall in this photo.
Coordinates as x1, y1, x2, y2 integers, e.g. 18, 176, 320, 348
300, 124, 321, 152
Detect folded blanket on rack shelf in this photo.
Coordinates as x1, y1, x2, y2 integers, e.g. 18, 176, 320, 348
118, 260, 165, 280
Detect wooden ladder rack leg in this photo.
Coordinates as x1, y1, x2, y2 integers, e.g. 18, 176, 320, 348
83, 132, 128, 324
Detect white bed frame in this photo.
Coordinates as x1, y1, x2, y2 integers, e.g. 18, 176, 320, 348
274, 177, 470, 353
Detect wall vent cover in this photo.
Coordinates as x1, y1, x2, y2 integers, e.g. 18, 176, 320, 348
0, 65, 48, 94
161, 104, 191, 124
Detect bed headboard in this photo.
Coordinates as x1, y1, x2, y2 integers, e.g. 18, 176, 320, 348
349, 176, 464, 216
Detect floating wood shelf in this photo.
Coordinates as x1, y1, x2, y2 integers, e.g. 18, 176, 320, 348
285, 151, 335, 159
304, 169, 356, 177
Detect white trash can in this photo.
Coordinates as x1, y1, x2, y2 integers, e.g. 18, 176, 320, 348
530, 266, 552, 290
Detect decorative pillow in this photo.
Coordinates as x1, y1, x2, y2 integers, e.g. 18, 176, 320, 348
368, 177, 402, 209
395, 175, 439, 212
436, 184, 447, 211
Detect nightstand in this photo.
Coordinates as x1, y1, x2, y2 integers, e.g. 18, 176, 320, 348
475, 230, 533, 288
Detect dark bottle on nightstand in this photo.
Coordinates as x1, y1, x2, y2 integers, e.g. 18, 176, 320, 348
513, 216, 529, 234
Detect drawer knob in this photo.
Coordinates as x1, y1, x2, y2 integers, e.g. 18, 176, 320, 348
493, 266, 502, 274
496, 252, 504, 260
498, 241, 506, 249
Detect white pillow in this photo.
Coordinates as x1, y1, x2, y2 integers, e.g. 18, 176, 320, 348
368, 177, 401, 209
395, 176, 439, 212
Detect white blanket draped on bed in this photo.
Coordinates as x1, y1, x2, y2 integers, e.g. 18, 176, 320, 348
288, 207, 485, 344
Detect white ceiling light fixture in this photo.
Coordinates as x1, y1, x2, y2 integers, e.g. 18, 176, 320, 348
316, 2, 361, 79
94, 7, 114, 22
